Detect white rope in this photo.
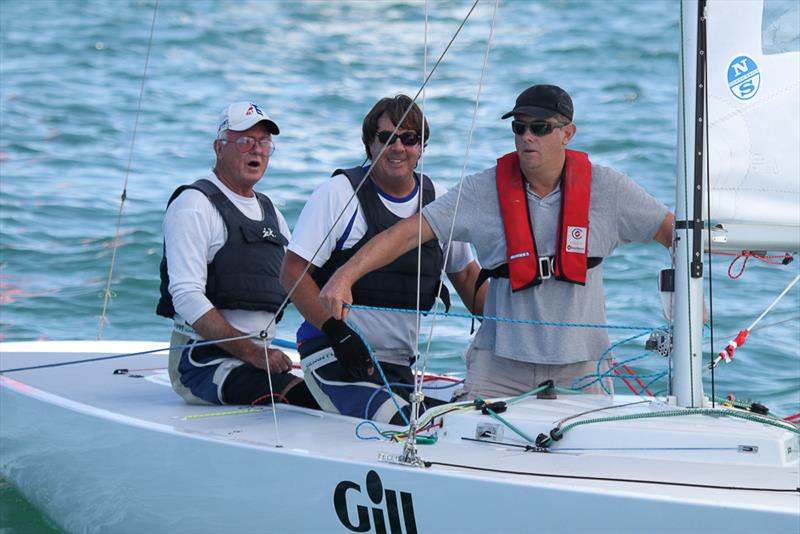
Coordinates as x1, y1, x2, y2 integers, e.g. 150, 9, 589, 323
254, 0, 483, 342
97, 0, 159, 340
419, 0, 499, 378
746, 274, 800, 332
410, 0, 432, 435
262, 340, 281, 444
404, 0, 499, 450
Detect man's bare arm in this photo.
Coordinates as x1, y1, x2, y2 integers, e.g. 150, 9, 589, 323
279, 251, 330, 329
446, 260, 487, 315
319, 213, 436, 320
654, 212, 674, 248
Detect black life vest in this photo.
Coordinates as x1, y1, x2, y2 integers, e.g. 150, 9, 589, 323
156, 179, 288, 318
311, 166, 450, 312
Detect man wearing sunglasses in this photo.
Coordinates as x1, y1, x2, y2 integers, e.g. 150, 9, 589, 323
156, 101, 318, 409
281, 94, 485, 424
319, 85, 673, 399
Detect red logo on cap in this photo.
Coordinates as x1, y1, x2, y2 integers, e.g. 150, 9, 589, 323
246, 104, 255, 115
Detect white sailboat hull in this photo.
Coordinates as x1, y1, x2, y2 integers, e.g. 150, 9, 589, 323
1, 341, 797, 534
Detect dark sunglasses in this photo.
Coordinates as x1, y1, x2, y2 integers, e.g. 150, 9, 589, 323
511, 120, 566, 137
376, 130, 421, 147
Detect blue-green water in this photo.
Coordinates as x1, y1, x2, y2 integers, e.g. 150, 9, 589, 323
1, 0, 797, 532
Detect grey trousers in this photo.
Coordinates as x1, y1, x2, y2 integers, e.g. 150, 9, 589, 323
460, 343, 615, 399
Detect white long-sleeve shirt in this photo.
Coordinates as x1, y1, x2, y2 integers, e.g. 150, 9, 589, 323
163, 173, 291, 340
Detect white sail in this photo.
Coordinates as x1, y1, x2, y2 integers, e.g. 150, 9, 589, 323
705, 0, 800, 252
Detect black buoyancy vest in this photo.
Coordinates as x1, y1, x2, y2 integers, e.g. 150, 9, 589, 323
311, 166, 450, 312
156, 179, 288, 318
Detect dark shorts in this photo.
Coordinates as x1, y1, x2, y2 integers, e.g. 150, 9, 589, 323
299, 337, 444, 425
173, 338, 303, 406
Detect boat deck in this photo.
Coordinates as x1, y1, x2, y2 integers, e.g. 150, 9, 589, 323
1, 340, 798, 532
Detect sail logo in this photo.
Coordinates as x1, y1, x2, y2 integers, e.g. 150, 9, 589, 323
727, 55, 760, 100
333, 470, 418, 534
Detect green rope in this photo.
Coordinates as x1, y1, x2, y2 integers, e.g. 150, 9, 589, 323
506, 385, 582, 405
540, 407, 799, 448
475, 397, 537, 443
712, 395, 756, 410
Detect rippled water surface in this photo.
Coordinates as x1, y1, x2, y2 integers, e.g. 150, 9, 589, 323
1, 0, 798, 531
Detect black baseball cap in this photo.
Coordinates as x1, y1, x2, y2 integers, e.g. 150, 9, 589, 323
501, 84, 574, 122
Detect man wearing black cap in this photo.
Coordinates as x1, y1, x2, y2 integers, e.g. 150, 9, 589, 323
319, 85, 673, 398
156, 101, 317, 408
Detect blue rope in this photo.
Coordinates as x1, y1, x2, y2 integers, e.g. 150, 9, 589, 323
362, 380, 464, 421
640, 371, 669, 392
344, 320, 409, 426
569, 330, 656, 393
345, 304, 657, 331
354, 420, 385, 441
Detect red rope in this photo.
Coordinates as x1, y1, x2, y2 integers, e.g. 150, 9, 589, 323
719, 329, 749, 363
621, 364, 653, 396
250, 393, 290, 406
707, 251, 793, 279
613, 367, 639, 395
423, 374, 462, 383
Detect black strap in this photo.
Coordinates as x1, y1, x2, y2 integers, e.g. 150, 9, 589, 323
469, 257, 603, 333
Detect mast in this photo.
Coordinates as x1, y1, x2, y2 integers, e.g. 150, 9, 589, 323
673, 0, 707, 407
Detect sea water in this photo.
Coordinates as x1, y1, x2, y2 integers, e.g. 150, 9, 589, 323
1, 0, 797, 531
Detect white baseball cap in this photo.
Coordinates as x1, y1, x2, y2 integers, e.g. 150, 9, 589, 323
217, 101, 280, 135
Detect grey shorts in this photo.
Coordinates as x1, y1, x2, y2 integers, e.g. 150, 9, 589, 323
460, 342, 615, 399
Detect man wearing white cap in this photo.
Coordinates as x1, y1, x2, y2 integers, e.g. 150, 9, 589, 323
156, 102, 318, 408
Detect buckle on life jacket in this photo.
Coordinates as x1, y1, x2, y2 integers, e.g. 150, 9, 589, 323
539, 256, 553, 280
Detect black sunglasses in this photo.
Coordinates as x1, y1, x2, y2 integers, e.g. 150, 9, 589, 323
376, 130, 421, 147
511, 120, 566, 137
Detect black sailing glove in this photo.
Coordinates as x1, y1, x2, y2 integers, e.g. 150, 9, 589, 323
321, 318, 375, 380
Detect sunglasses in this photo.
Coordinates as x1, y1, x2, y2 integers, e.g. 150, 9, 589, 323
223, 135, 276, 155
376, 130, 421, 147
511, 120, 567, 137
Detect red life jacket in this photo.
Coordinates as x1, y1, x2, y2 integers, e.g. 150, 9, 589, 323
495, 149, 593, 291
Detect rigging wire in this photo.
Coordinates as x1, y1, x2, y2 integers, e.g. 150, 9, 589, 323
419, 0, 499, 383
68, 0, 489, 373
408, 0, 431, 453
97, 0, 159, 340
712, 273, 800, 368
253, 0, 483, 350
409, 0, 500, 452
261, 339, 281, 444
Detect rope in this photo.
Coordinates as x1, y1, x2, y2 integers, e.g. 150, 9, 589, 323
250, 0, 483, 350
538, 407, 800, 448
345, 320, 409, 426
410, 0, 500, 451
707, 251, 795, 279
261, 338, 281, 443
712, 273, 800, 367
345, 303, 658, 332
0, 336, 292, 374
97, 0, 159, 339
409, 0, 431, 443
